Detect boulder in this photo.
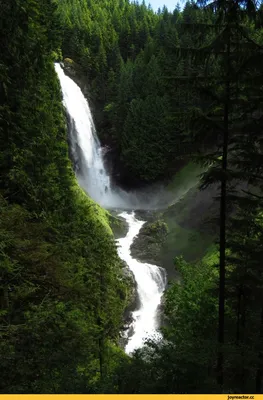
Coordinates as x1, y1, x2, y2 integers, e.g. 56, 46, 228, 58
130, 219, 168, 266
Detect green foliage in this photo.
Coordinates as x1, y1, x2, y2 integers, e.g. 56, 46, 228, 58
0, 0, 130, 393
118, 1, 263, 393
111, 256, 219, 394
54, 0, 211, 183
162, 219, 213, 264
2, 0, 263, 394
121, 95, 170, 180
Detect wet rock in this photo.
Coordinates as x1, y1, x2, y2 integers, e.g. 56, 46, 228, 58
61, 58, 91, 99
118, 258, 141, 350
109, 213, 129, 239
62, 58, 80, 77
130, 219, 168, 266
156, 292, 170, 328
122, 261, 140, 317
122, 314, 134, 331
118, 318, 135, 350
134, 209, 160, 222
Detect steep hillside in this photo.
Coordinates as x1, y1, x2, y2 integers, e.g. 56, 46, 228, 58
0, 0, 130, 393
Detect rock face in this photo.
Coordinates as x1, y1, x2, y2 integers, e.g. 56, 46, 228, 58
63, 58, 78, 76
156, 292, 169, 328
163, 183, 219, 234
109, 212, 129, 239
130, 219, 168, 266
63, 59, 86, 87
119, 260, 139, 350
121, 261, 139, 315
127, 176, 220, 280
62, 58, 94, 109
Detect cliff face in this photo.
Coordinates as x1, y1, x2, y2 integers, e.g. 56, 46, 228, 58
130, 163, 219, 279
130, 160, 252, 280
63, 58, 90, 97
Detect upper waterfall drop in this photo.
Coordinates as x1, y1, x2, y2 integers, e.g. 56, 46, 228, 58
55, 63, 130, 209
55, 63, 172, 211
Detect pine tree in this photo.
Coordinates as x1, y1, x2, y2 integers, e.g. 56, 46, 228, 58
166, 0, 261, 389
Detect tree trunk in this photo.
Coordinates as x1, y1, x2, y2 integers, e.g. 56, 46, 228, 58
99, 333, 104, 379
217, 24, 230, 388
256, 303, 263, 393
240, 291, 246, 392
236, 287, 241, 345
98, 266, 105, 380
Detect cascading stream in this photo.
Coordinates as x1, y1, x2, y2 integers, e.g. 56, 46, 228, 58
55, 63, 167, 353
117, 212, 166, 354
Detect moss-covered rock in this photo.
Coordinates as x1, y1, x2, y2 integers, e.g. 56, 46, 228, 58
160, 179, 219, 273
109, 212, 129, 239
120, 261, 138, 315
63, 58, 82, 77
62, 58, 91, 100
130, 219, 168, 266
129, 163, 219, 279
118, 260, 139, 349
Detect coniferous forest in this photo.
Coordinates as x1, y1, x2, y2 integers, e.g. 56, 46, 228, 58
1, 0, 263, 394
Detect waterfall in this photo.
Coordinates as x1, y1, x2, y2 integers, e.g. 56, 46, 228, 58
117, 212, 166, 354
55, 63, 130, 209
55, 63, 167, 353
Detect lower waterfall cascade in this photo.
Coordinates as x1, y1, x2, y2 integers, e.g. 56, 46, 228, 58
117, 212, 166, 354
55, 62, 167, 353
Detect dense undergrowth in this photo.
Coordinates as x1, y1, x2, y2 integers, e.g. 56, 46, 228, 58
0, 0, 130, 393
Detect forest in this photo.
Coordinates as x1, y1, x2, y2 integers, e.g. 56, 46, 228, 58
1, 0, 263, 394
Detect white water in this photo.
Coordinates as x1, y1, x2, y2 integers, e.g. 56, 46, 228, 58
55, 63, 167, 353
55, 63, 131, 209
117, 212, 166, 354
